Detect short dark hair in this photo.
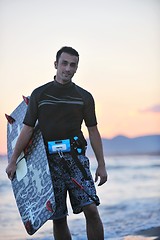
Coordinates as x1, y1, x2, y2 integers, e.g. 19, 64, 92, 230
56, 46, 79, 63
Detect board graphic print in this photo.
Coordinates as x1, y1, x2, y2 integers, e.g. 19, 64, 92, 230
6, 96, 56, 235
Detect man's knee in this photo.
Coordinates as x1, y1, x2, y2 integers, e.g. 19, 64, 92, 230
83, 203, 100, 219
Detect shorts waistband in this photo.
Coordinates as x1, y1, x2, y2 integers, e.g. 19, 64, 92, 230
47, 136, 86, 156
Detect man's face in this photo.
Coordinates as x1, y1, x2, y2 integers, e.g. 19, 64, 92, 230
55, 52, 79, 84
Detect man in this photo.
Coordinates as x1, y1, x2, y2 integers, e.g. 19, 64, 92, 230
6, 46, 108, 240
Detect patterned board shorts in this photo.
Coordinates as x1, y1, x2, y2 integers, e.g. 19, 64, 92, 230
48, 153, 100, 220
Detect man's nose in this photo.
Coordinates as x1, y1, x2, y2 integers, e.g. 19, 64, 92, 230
65, 64, 71, 71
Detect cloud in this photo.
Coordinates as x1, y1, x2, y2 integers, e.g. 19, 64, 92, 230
140, 104, 160, 113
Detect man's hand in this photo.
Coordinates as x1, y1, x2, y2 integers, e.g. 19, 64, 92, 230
95, 165, 108, 186
6, 162, 17, 180
5, 124, 34, 180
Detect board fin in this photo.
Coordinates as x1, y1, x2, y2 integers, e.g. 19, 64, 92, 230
23, 95, 29, 105
5, 114, 15, 124
46, 200, 54, 213
25, 220, 34, 235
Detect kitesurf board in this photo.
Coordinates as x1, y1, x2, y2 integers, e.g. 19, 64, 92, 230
6, 96, 56, 235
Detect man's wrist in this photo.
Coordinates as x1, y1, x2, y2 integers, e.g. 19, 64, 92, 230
97, 162, 106, 167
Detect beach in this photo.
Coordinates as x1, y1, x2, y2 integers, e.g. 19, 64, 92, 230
0, 155, 160, 240
124, 226, 160, 239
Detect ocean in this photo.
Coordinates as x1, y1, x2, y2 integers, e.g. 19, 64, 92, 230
0, 155, 160, 240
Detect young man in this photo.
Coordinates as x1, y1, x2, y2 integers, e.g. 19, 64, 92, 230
6, 46, 108, 240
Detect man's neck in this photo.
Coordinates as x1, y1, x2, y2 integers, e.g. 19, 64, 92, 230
54, 76, 73, 88
55, 76, 71, 85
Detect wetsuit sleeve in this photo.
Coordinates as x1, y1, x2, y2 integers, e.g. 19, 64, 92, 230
83, 93, 97, 127
23, 90, 38, 127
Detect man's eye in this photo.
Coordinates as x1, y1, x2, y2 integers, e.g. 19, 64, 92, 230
70, 63, 76, 68
62, 61, 68, 66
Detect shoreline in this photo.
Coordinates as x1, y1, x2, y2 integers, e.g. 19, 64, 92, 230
124, 226, 160, 240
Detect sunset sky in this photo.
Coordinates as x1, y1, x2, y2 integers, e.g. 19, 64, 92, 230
0, 0, 160, 154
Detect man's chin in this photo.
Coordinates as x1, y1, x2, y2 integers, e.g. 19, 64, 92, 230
62, 78, 71, 83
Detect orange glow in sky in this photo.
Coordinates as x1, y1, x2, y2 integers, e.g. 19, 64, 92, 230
0, 0, 160, 154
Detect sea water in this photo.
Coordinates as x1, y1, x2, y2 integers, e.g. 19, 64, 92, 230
0, 155, 160, 240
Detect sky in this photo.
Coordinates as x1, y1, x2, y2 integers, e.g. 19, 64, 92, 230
0, 0, 160, 154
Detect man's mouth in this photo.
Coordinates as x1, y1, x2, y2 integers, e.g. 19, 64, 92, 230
63, 73, 71, 77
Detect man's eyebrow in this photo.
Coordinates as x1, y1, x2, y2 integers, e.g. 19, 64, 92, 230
62, 60, 77, 64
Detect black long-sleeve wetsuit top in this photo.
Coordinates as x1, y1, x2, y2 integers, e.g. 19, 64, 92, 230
23, 79, 97, 145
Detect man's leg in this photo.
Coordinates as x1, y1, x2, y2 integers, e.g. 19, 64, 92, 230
83, 203, 104, 240
53, 217, 72, 240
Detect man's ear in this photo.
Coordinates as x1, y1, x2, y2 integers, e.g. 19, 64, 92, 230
54, 61, 57, 69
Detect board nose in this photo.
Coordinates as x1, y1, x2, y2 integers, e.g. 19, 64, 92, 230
5, 114, 15, 124
23, 95, 29, 105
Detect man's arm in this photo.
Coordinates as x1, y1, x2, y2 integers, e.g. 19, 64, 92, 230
87, 125, 108, 186
6, 124, 34, 180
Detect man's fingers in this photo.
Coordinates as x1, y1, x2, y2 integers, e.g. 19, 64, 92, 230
95, 171, 99, 182
9, 173, 14, 180
6, 171, 12, 180
98, 175, 108, 186
6, 169, 15, 181
95, 167, 108, 186
95, 174, 108, 186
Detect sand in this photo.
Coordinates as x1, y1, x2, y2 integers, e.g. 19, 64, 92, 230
124, 226, 160, 240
